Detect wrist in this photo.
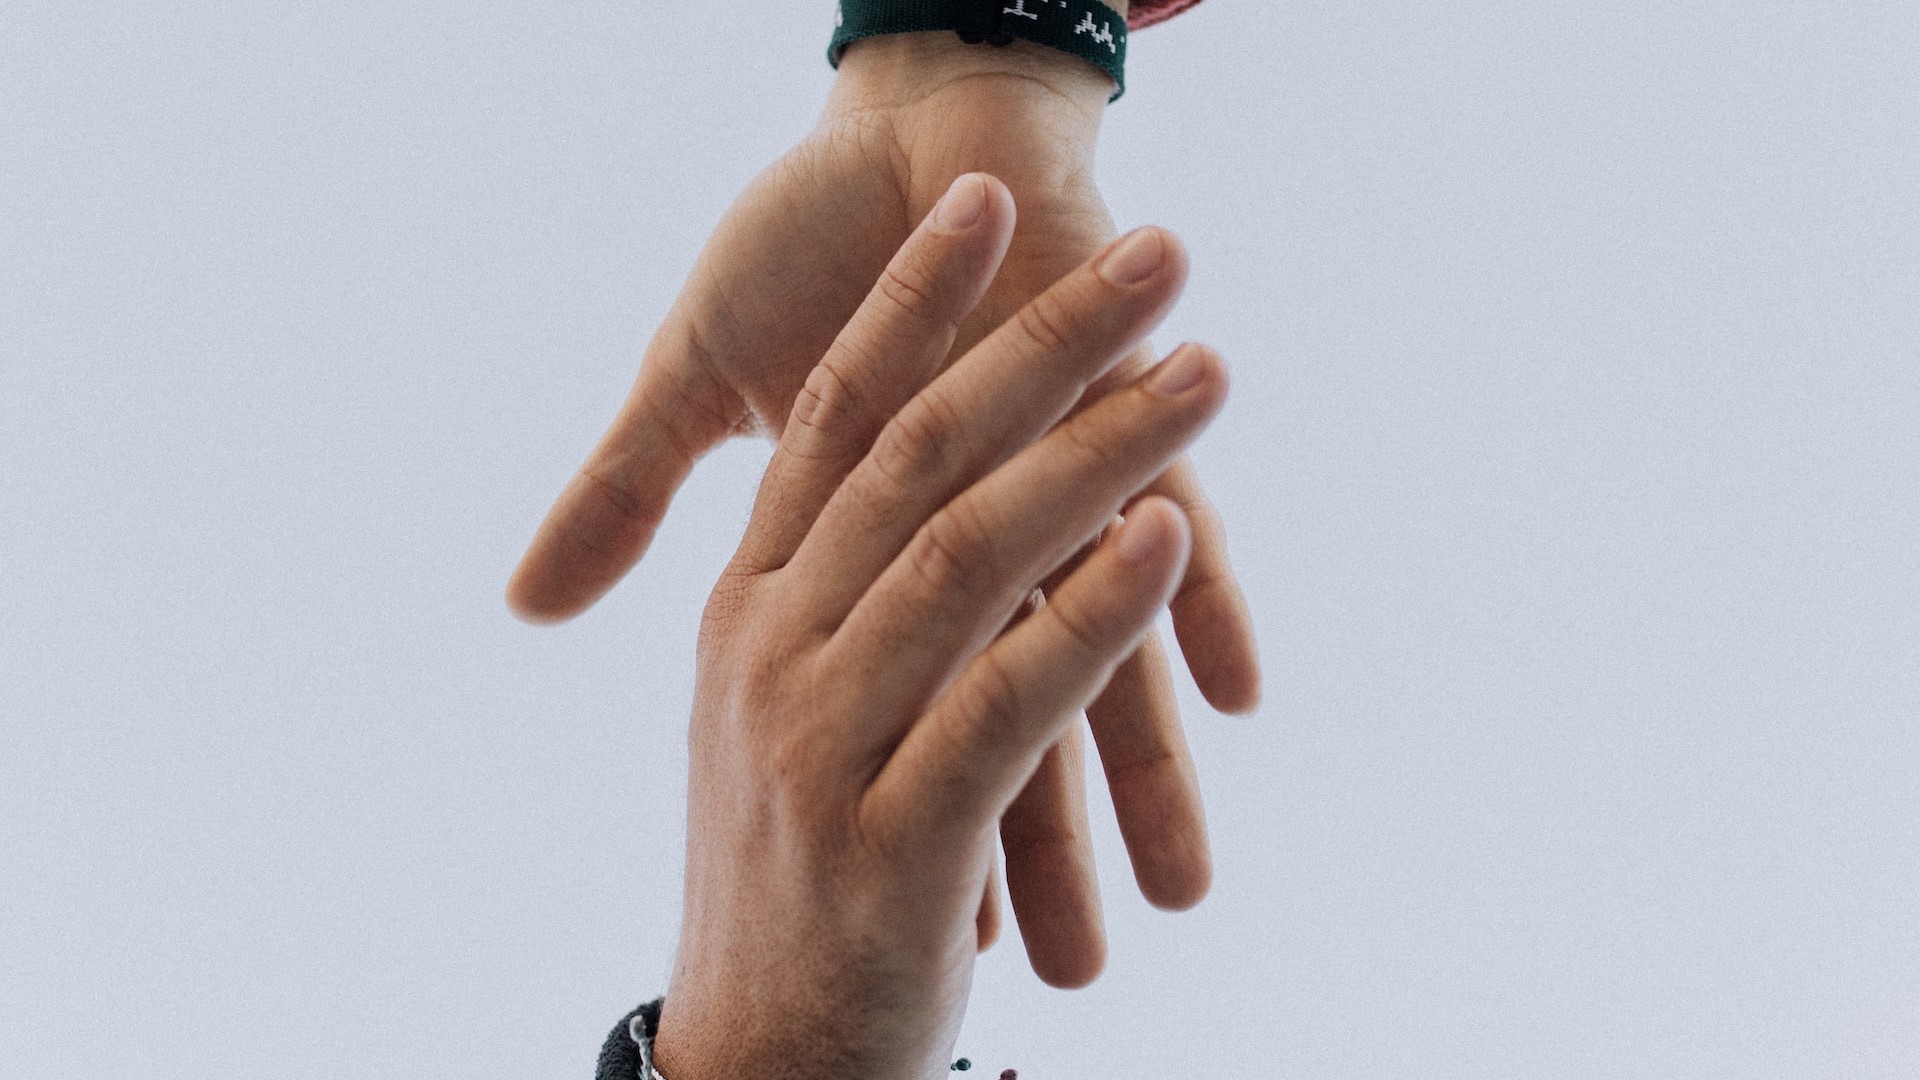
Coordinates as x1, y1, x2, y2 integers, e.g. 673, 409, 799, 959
827, 24, 1117, 125
823, 33, 1112, 196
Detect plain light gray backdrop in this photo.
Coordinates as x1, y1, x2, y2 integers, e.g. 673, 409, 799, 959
3, 1, 1917, 1077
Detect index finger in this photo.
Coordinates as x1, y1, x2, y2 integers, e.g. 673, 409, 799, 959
730, 172, 1015, 575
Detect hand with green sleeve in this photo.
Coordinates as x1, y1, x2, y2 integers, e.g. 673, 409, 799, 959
508, 18, 1259, 989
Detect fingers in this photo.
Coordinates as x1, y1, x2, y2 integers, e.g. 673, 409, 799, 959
861, 496, 1192, 851
732, 173, 1017, 573
506, 312, 744, 622
1027, 520, 1210, 909
1001, 724, 1106, 989
1084, 629, 1212, 910
825, 342, 1228, 759
1060, 341, 1263, 715
1146, 460, 1264, 714
782, 225, 1189, 627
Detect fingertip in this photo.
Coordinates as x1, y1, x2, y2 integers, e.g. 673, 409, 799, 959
503, 465, 669, 626
1113, 495, 1192, 574
505, 599, 576, 628
504, 539, 601, 625
977, 921, 1001, 954
503, 571, 580, 626
971, 172, 1018, 267
1147, 888, 1210, 914
1208, 674, 1263, 716
933, 172, 991, 233
983, 172, 1016, 225
1103, 225, 1191, 294
1141, 857, 1213, 912
962, 170, 1013, 217
1161, 492, 1261, 715
931, 171, 1016, 238
1176, 591, 1263, 715
1157, 226, 1191, 283
970, 169, 1004, 195
503, 562, 542, 621
1186, 634, 1263, 716
1033, 937, 1107, 990
1137, 492, 1192, 537
1144, 342, 1230, 415
1195, 657, 1263, 716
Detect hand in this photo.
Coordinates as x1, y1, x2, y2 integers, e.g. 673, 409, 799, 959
656, 172, 1228, 1080
507, 33, 1258, 984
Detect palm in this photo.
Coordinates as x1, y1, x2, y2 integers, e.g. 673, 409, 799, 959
676, 110, 1121, 440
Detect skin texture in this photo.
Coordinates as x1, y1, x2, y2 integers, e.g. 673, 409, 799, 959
654, 173, 1229, 1080
505, 33, 1259, 983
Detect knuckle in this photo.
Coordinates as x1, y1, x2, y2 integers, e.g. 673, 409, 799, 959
670, 319, 752, 440
1000, 802, 1078, 851
1102, 744, 1180, 788
871, 389, 956, 489
577, 462, 658, 533
763, 733, 821, 793
738, 649, 789, 705
788, 359, 861, 448
1174, 565, 1238, 618
957, 648, 1025, 742
1048, 591, 1112, 657
1176, 490, 1227, 543
875, 258, 942, 322
1054, 410, 1117, 468
914, 381, 966, 438
907, 506, 985, 596
698, 569, 755, 639
1013, 290, 1081, 356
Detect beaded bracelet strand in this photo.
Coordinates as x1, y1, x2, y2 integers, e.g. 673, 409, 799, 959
601, 998, 1015, 1080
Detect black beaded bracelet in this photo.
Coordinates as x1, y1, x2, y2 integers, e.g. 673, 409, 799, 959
829, 0, 1130, 102
595, 998, 664, 1080
594, 998, 1012, 1080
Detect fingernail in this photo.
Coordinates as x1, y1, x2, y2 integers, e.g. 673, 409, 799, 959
934, 173, 988, 233
1098, 228, 1166, 285
1115, 507, 1169, 563
1145, 344, 1208, 397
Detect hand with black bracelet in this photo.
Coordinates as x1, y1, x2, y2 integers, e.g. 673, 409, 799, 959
510, 1, 1257, 992
634, 171, 1227, 1080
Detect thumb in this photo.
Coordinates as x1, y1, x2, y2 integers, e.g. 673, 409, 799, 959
506, 309, 742, 623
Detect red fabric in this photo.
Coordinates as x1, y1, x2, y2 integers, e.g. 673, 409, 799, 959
1126, 0, 1204, 30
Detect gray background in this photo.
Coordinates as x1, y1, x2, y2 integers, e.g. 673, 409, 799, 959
3, 1, 1916, 1076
